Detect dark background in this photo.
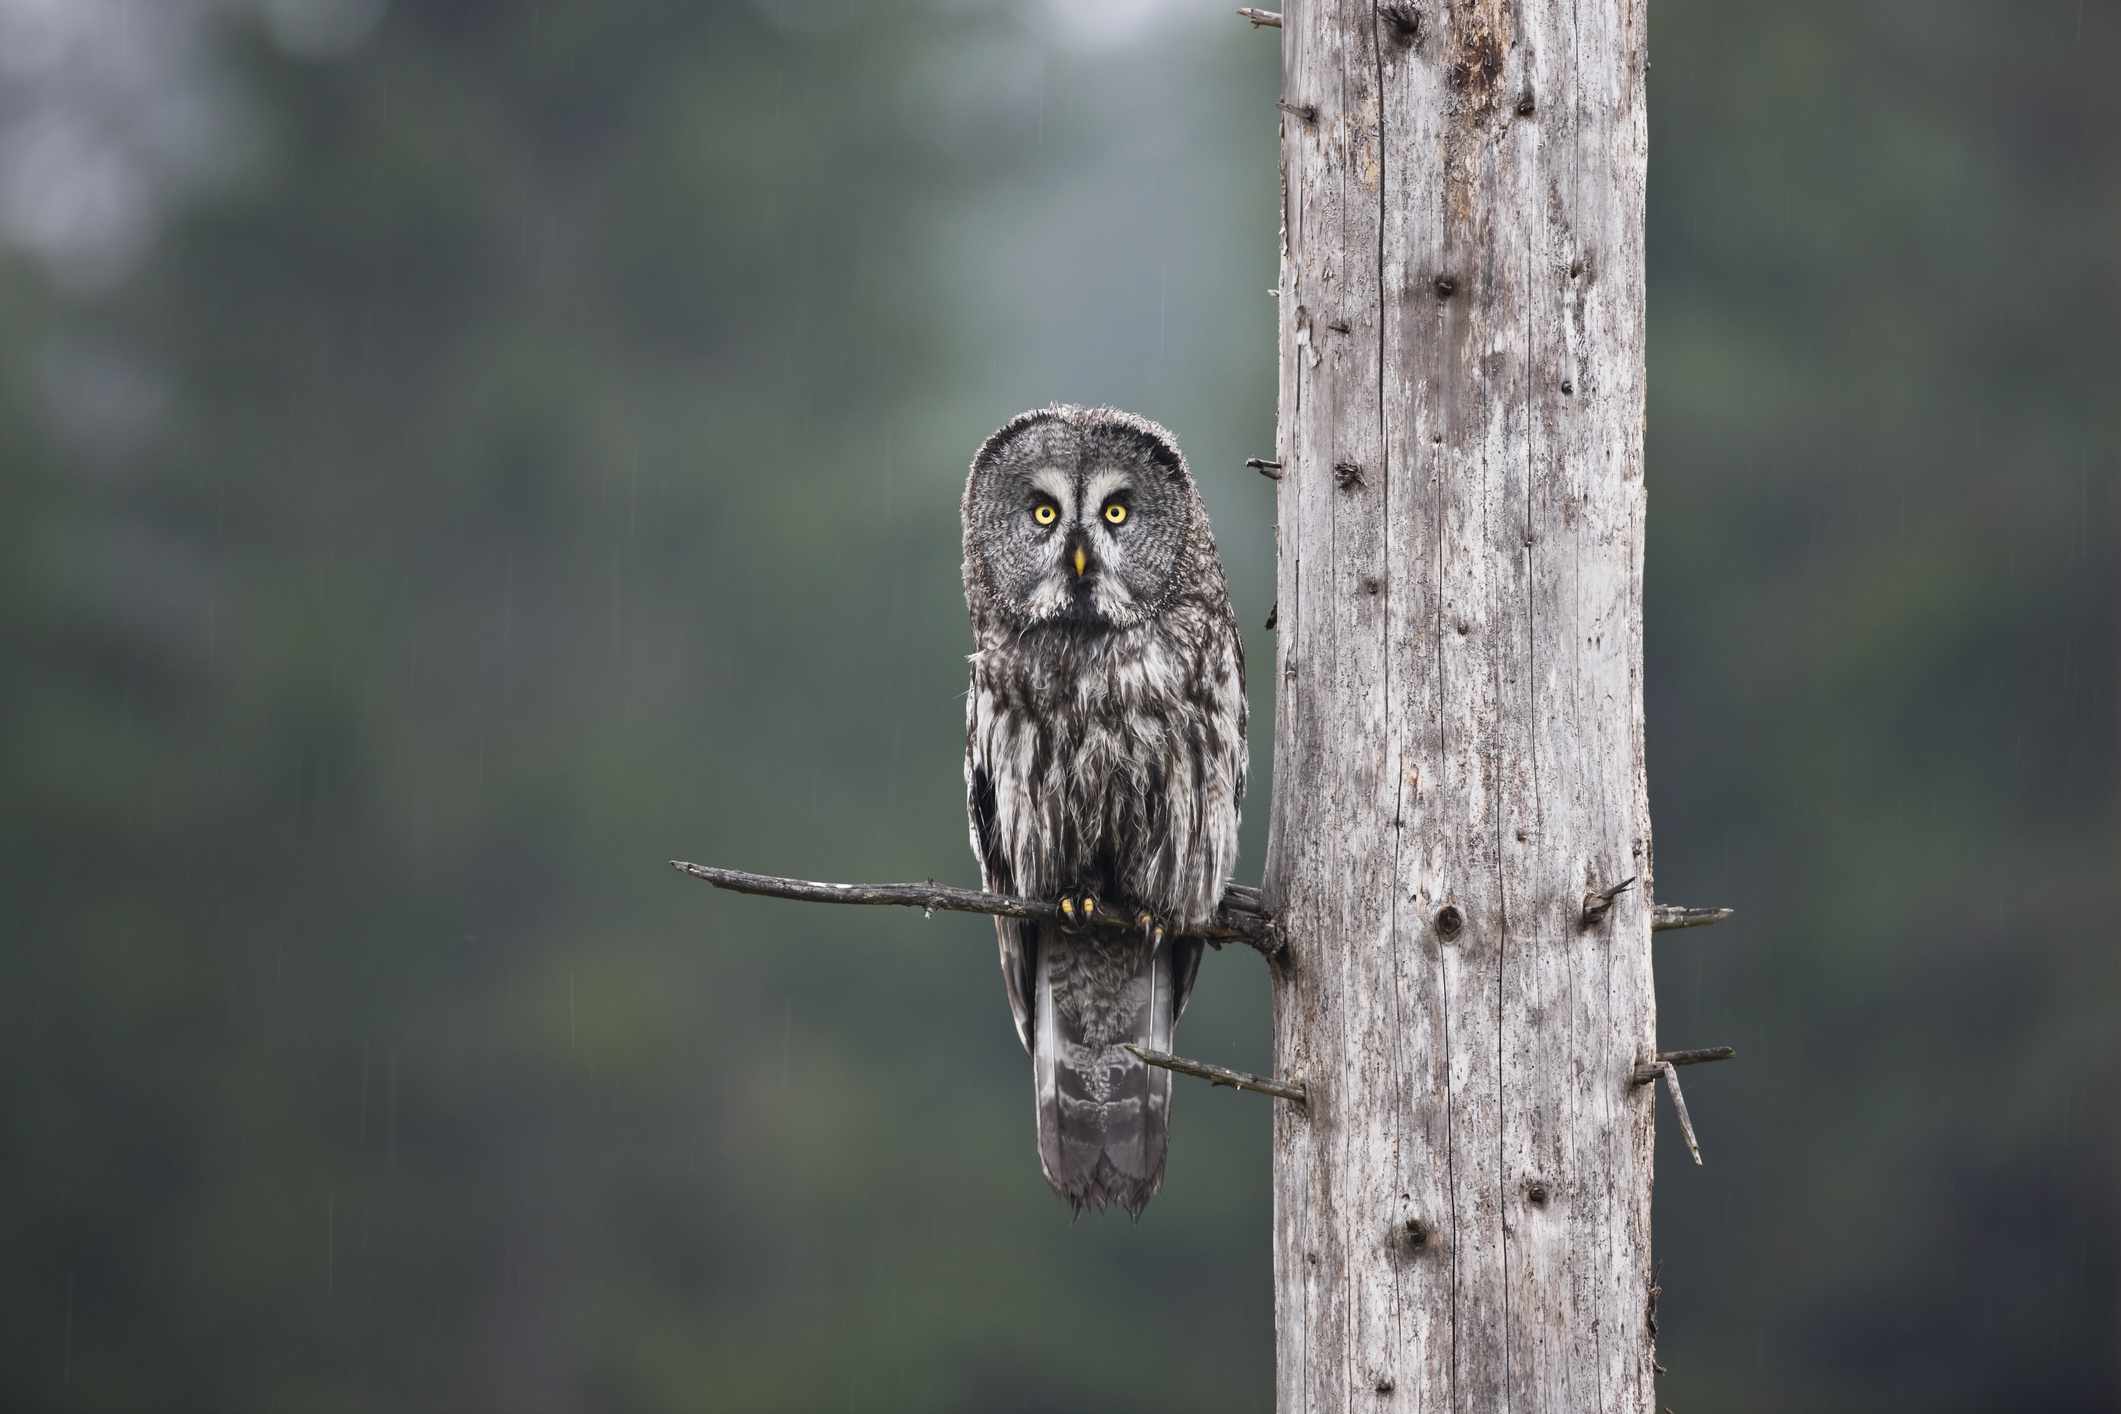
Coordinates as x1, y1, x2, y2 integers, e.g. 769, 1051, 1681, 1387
3, 1, 2115, 1410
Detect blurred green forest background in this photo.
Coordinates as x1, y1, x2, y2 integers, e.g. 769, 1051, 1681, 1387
2, 1, 2114, 1410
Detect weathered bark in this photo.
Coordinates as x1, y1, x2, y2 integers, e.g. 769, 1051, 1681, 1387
1262, 2, 1654, 1410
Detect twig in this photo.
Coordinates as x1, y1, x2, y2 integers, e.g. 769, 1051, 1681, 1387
1654, 1046, 1734, 1068
1640, 1060, 1703, 1166
1581, 875, 1636, 926
1246, 457, 1284, 481
1126, 1045, 1307, 1105
1630, 1049, 1732, 1165
1652, 903, 1734, 932
1237, 7, 1283, 27
670, 861, 1283, 957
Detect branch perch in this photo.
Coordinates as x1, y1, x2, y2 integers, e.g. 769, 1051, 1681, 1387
1237, 7, 1282, 27
671, 861, 1283, 957
1652, 903, 1734, 932
1126, 1045, 1308, 1105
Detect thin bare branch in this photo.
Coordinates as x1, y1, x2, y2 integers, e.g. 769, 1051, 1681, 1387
1630, 1047, 1735, 1083
1125, 1044, 1307, 1105
1237, 7, 1282, 28
1643, 1060, 1703, 1166
1652, 903, 1734, 932
1631, 1047, 1728, 1164
1580, 874, 1636, 926
1656, 1046, 1734, 1068
1247, 457, 1284, 480
670, 861, 1282, 956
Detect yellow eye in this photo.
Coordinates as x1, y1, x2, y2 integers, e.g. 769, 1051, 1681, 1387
1103, 503, 1128, 525
1033, 502, 1058, 526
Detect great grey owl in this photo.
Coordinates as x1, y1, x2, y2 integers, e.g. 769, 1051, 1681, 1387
961, 404, 1246, 1216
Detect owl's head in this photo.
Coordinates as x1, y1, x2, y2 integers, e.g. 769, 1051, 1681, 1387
961, 405, 1210, 633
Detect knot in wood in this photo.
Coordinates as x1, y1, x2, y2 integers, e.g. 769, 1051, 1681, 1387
1526, 1179, 1551, 1207
1435, 905, 1464, 939
1379, 4, 1421, 46
1433, 274, 1457, 299
1333, 460, 1366, 490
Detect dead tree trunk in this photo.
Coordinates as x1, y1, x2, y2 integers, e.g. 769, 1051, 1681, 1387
1262, 2, 1655, 1410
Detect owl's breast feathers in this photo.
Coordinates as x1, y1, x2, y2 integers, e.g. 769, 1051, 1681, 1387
965, 589, 1245, 935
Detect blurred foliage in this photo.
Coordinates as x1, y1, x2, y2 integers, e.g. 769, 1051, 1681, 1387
0, 1, 2114, 1411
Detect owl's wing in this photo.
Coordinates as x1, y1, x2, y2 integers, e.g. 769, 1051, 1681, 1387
968, 756, 1036, 1053
1174, 606, 1246, 1023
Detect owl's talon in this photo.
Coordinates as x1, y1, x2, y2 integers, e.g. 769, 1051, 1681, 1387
1055, 891, 1097, 933
1130, 908, 1168, 954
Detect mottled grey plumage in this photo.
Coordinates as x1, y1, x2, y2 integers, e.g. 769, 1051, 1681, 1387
961, 405, 1246, 1216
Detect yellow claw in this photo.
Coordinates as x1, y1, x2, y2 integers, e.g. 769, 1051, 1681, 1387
1060, 897, 1076, 920
1082, 896, 1097, 917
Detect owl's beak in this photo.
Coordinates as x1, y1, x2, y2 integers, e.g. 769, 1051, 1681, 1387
1073, 545, 1088, 577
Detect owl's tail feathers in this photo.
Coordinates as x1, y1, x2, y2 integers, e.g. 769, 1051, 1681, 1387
1031, 936, 1178, 1219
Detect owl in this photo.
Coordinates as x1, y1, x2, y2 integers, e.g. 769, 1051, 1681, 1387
961, 405, 1247, 1216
